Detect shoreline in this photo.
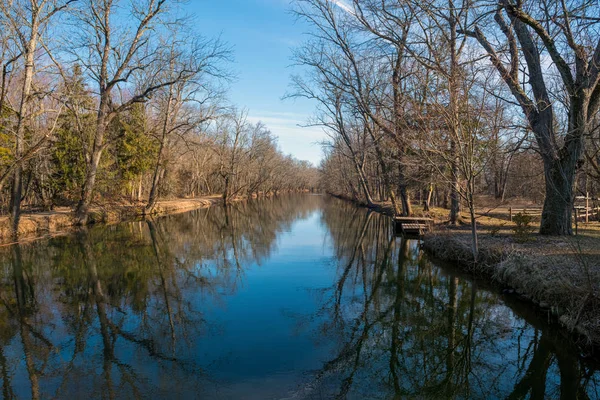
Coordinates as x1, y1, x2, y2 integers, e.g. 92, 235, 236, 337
0, 196, 226, 246
330, 193, 600, 353
422, 232, 600, 351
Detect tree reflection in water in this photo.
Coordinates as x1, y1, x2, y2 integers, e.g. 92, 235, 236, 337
0, 195, 323, 398
0, 195, 597, 399
298, 197, 600, 399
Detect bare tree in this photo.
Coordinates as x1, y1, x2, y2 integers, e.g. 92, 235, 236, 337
70, 0, 188, 224
144, 32, 230, 213
461, 0, 600, 235
0, 0, 75, 236
293, 0, 419, 213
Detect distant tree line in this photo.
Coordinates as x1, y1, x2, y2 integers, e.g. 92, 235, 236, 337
0, 0, 319, 237
292, 0, 600, 236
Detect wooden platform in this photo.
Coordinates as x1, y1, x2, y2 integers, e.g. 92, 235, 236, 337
394, 217, 434, 236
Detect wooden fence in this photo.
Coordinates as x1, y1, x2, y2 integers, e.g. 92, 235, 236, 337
508, 193, 600, 225
508, 207, 543, 222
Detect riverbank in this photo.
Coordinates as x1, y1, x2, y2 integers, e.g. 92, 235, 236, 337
0, 196, 225, 245
427, 215, 600, 350
423, 230, 600, 348
333, 193, 600, 350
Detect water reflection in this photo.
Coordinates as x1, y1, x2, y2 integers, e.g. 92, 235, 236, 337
0, 195, 597, 399
305, 198, 599, 399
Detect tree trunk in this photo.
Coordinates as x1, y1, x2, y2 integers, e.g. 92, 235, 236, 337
397, 185, 411, 217
537, 103, 585, 235
366, 124, 401, 215
223, 176, 230, 204
395, 160, 411, 216
354, 162, 375, 206
10, 25, 38, 238
539, 158, 577, 235
146, 144, 165, 214
450, 169, 461, 224
423, 184, 433, 212
146, 87, 173, 214
145, 165, 162, 214
449, 140, 461, 224
448, 3, 461, 226
137, 177, 143, 201
76, 103, 109, 225
76, 147, 103, 224
468, 193, 479, 260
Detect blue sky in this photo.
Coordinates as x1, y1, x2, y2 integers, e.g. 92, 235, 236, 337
185, 0, 327, 166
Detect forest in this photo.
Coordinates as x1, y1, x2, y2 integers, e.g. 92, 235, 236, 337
0, 0, 319, 237
292, 0, 600, 237
1, 0, 600, 242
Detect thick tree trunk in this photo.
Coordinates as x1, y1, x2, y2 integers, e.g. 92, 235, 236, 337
146, 166, 163, 214
536, 102, 585, 235
423, 184, 433, 211
539, 153, 578, 235
398, 183, 412, 216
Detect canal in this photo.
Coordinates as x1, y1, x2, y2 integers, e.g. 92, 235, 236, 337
0, 195, 597, 399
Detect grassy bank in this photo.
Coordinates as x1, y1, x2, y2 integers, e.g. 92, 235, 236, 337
0, 196, 224, 245
423, 231, 600, 347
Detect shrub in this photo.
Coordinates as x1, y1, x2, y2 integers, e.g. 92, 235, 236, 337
512, 213, 535, 242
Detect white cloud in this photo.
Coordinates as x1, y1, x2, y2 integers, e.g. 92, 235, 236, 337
330, 0, 355, 15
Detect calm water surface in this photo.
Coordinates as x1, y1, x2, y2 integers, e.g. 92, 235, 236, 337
0, 195, 598, 399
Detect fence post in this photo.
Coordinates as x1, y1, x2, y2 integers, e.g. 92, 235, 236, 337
575, 208, 579, 235
586, 192, 589, 224
509, 207, 512, 222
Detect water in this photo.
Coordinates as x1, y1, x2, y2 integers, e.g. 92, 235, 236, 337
0, 195, 598, 399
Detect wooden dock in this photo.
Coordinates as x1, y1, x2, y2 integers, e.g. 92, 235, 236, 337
394, 217, 434, 236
